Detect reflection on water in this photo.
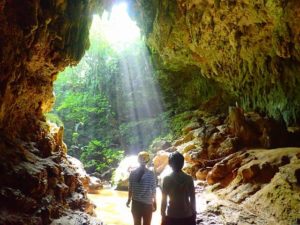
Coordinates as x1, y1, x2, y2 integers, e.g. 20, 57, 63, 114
88, 188, 162, 225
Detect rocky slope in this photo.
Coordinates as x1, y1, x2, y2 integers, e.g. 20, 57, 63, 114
152, 107, 300, 224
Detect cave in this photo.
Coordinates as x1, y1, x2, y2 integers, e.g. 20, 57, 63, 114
0, 0, 300, 225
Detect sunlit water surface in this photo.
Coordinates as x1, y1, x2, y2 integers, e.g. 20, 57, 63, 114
88, 189, 162, 225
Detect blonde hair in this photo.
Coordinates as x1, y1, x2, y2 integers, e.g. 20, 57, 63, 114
138, 151, 150, 165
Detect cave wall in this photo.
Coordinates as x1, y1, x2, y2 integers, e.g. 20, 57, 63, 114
0, 0, 102, 224
0, 0, 94, 136
129, 0, 300, 124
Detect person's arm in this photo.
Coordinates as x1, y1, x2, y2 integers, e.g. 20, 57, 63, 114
189, 177, 196, 215
161, 177, 167, 219
152, 173, 157, 211
126, 174, 133, 207
127, 188, 132, 207
161, 192, 167, 218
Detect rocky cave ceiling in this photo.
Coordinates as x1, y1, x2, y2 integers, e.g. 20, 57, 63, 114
1, 0, 300, 136
128, 0, 300, 124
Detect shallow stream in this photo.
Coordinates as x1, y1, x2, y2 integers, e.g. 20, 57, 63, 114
88, 188, 163, 225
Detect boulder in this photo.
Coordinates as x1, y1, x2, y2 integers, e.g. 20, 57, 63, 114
88, 176, 103, 194
67, 156, 90, 190
196, 168, 210, 181
182, 121, 201, 134
177, 141, 197, 154
153, 150, 170, 174
113, 156, 139, 190
214, 148, 300, 224
184, 147, 208, 164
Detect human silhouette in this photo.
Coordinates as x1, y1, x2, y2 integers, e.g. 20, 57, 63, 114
127, 151, 157, 225
161, 151, 196, 225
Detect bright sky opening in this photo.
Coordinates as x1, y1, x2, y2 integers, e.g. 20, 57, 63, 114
90, 2, 140, 50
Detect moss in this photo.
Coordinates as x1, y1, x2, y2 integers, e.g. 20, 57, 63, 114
136, 0, 300, 125
238, 59, 300, 125
155, 66, 224, 113
169, 111, 194, 137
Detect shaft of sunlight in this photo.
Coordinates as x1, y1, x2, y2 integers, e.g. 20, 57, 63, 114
90, 2, 166, 154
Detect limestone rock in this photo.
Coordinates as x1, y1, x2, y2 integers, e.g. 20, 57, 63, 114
182, 121, 201, 134
177, 141, 197, 154
196, 168, 210, 181
214, 148, 300, 224
67, 156, 90, 190
88, 176, 103, 194
0, 0, 100, 223
130, 0, 300, 123
113, 156, 139, 191
153, 150, 170, 174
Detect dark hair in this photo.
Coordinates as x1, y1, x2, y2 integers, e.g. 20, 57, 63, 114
169, 151, 184, 172
136, 166, 146, 183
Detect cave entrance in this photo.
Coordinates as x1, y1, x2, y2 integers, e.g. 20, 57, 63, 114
48, 3, 167, 219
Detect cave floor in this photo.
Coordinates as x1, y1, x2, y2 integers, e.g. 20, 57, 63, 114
87, 183, 269, 225
88, 188, 162, 225
195, 183, 272, 225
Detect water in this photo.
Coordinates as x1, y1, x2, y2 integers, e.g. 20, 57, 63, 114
88, 189, 162, 225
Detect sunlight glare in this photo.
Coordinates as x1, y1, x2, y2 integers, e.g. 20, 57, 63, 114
92, 2, 140, 49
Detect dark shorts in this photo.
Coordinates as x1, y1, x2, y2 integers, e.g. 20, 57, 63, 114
163, 215, 196, 225
131, 200, 152, 225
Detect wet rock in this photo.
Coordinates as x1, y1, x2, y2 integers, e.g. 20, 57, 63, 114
67, 156, 90, 190
177, 141, 197, 154
50, 211, 101, 225
184, 147, 208, 164
88, 176, 103, 194
113, 156, 139, 191
196, 168, 210, 181
182, 121, 201, 134
153, 150, 170, 174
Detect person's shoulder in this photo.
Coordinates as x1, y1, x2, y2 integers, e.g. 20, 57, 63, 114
129, 168, 139, 176
145, 168, 155, 176
182, 171, 193, 180
162, 173, 172, 182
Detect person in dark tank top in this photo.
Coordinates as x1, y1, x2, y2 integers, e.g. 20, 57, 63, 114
161, 151, 196, 225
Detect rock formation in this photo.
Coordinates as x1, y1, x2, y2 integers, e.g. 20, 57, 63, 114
152, 107, 300, 224
0, 0, 101, 224
128, 0, 300, 124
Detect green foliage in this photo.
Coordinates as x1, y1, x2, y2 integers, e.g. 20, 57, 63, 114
168, 111, 193, 137
46, 113, 64, 127
119, 114, 169, 150
80, 139, 124, 174
239, 59, 300, 125
51, 15, 169, 177
154, 67, 222, 113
